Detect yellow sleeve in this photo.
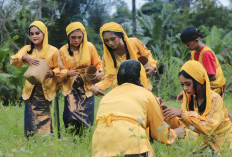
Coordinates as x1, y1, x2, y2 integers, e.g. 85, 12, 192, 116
165, 117, 182, 129
89, 43, 103, 71
147, 94, 177, 145
58, 49, 69, 80
10, 45, 29, 68
180, 96, 224, 136
134, 38, 157, 67
48, 49, 60, 78
95, 58, 114, 91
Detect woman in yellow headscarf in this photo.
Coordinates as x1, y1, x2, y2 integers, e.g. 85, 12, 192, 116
162, 60, 232, 155
91, 22, 157, 96
10, 21, 60, 137
92, 60, 184, 157
58, 22, 102, 133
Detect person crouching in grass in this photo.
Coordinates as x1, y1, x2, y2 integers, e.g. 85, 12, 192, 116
92, 60, 185, 157
163, 60, 232, 156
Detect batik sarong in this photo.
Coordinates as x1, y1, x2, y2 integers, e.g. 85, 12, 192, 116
24, 84, 52, 137
63, 76, 94, 134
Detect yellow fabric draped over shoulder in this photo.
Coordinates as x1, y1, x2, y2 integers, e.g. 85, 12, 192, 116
139, 61, 149, 89
99, 22, 149, 89
29, 21, 48, 59
66, 22, 90, 67
10, 21, 60, 101
180, 60, 212, 121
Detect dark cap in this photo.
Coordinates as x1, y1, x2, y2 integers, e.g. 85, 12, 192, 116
180, 27, 205, 43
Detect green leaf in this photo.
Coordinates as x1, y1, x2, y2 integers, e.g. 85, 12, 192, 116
152, 16, 163, 43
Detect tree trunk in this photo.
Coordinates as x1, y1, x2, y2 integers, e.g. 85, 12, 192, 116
132, 0, 136, 37
38, 0, 42, 19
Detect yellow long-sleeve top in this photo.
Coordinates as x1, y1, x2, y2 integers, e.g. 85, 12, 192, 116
168, 91, 232, 151
95, 38, 157, 91
92, 83, 177, 157
58, 42, 102, 97
10, 45, 60, 101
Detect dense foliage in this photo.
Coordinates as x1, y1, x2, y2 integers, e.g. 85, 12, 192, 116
0, 0, 232, 105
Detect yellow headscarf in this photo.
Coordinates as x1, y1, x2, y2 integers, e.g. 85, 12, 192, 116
66, 22, 90, 66
180, 60, 212, 119
100, 22, 138, 74
100, 22, 148, 89
29, 21, 48, 59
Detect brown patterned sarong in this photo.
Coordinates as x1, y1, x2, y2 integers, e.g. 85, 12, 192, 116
24, 84, 52, 138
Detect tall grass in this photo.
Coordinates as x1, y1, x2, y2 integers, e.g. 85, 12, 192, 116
151, 57, 183, 100
0, 95, 232, 156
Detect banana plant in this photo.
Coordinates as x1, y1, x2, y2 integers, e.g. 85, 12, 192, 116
137, 3, 187, 60
0, 36, 27, 106
201, 25, 232, 64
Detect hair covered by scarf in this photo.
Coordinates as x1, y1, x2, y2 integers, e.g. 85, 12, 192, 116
180, 60, 212, 120
66, 22, 90, 66
29, 21, 48, 58
100, 22, 138, 75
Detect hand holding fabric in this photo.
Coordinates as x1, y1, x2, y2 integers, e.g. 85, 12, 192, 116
163, 108, 182, 120
91, 86, 105, 96
174, 127, 186, 138
96, 71, 104, 81
145, 66, 156, 77
67, 69, 80, 77
90, 71, 104, 84
22, 55, 40, 66
157, 97, 168, 110
46, 70, 54, 78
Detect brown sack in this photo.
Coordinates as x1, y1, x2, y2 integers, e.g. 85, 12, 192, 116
23, 58, 49, 84
85, 65, 99, 84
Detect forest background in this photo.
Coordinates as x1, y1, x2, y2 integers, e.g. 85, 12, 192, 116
1, 0, 232, 156
1, 0, 232, 106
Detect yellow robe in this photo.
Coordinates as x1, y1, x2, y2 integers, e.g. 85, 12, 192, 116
95, 37, 157, 91
58, 42, 102, 97
92, 83, 177, 157
168, 60, 232, 152
180, 91, 232, 151
10, 45, 60, 101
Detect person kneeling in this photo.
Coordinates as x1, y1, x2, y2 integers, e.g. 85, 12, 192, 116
163, 60, 232, 155
92, 60, 184, 157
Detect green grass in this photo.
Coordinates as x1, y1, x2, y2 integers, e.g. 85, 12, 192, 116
0, 95, 232, 156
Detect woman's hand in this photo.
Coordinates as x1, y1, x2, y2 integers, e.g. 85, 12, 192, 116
157, 97, 168, 110
174, 127, 186, 138
67, 69, 80, 77
91, 86, 105, 97
163, 108, 182, 120
90, 71, 104, 84
96, 70, 104, 81
145, 66, 156, 77
22, 55, 40, 66
46, 70, 54, 78
176, 91, 183, 102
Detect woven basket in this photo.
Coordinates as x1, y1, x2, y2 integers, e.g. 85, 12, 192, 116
85, 65, 99, 83
23, 58, 49, 84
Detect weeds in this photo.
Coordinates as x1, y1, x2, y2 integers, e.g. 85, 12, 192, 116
1, 95, 232, 156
